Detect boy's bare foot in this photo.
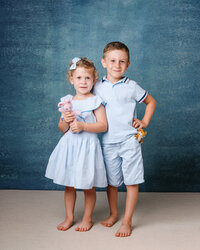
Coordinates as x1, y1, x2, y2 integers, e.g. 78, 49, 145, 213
115, 223, 132, 237
57, 218, 74, 231
75, 220, 93, 232
101, 215, 118, 227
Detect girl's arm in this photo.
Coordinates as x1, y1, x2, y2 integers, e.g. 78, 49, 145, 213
70, 104, 108, 133
133, 94, 156, 129
58, 112, 75, 133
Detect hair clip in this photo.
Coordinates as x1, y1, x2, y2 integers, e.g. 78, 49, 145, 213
70, 57, 81, 70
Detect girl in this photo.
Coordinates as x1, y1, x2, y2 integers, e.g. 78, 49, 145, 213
45, 57, 108, 232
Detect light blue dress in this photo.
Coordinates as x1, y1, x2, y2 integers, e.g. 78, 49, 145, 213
45, 95, 107, 189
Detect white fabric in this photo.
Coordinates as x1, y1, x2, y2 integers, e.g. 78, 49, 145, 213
69, 57, 81, 70
45, 95, 107, 189
93, 76, 147, 144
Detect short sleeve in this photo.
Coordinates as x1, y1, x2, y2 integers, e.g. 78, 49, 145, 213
60, 94, 73, 102
93, 81, 107, 105
92, 95, 104, 110
133, 81, 148, 103
80, 96, 104, 112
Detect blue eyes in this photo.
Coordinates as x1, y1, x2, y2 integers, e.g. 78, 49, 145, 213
111, 60, 125, 63
76, 77, 91, 80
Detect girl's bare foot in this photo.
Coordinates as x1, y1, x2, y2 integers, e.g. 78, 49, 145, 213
57, 218, 74, 231
75, 220, 93, 232
101, 215, 118, 227
115, 223, 132, 237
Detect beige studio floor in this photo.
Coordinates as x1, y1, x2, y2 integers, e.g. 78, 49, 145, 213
0, 190, 200, 250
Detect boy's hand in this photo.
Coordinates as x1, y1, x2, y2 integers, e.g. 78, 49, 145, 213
63, 112, 75, 123
70, 120, 84, 133
133, 118, 147, 129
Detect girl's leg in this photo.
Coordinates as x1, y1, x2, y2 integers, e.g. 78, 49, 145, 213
57, 186, 76, 231
75, 187, 96, 232
115, 184, 138, 237
101, 185, 118, 227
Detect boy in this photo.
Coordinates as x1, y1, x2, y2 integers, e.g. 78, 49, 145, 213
93, 41, 156, 237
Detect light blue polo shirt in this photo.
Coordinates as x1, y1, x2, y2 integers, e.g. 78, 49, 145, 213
93, 76, 148, 144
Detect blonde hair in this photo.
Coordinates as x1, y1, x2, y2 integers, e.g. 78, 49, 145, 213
103, 41, 130, 61
66, 57, 99, 83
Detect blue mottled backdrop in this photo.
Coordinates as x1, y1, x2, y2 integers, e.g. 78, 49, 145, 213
0, 0, 200, 191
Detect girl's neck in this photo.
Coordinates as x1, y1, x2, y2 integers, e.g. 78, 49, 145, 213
73, 92, 93, 100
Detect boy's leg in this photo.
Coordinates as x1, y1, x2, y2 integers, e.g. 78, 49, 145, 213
101, 143, 122, 227
115, 184, 138, 237
75, 187, 96, 232
57, 186, 76, 231
101, 185, 118, 227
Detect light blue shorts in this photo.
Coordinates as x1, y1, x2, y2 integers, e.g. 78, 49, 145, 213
102, 136, 144, 187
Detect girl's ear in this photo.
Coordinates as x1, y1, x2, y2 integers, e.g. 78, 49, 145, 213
69, 76, 74, 85
101, 58, 107, 68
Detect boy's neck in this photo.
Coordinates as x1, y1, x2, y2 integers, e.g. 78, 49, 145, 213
106, 75, 124, 84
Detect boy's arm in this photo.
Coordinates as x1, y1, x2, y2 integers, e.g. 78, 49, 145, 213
133, 94, 156, 129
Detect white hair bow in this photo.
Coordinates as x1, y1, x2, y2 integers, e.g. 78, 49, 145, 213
70, 57, 81, 70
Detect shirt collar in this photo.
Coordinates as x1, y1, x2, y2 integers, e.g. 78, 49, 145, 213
102, 76, 129, 84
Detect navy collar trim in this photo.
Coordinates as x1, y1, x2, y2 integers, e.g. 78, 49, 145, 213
102, 76, 129, 84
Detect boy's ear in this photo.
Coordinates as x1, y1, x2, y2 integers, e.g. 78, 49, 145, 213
101, 58, 107, 68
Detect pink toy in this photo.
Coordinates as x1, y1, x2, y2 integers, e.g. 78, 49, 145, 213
58, 98, 81, 119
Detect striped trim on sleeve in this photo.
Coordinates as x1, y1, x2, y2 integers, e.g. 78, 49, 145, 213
138, 91, 148, 103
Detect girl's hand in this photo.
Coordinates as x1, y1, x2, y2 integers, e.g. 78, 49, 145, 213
70, 120, 84, 133
133, 118, 147, 129
63, 112, 75, 123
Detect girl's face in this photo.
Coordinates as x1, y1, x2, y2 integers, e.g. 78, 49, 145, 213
70, 67, 95, 97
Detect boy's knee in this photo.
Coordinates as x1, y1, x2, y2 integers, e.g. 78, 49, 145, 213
126, 184, 138, 187
125, 184, 139, 191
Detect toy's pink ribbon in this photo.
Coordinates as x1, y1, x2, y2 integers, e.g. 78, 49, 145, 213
58, 99, 81, 120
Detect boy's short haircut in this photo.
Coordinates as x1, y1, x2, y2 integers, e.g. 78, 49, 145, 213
103, 41, 130, 61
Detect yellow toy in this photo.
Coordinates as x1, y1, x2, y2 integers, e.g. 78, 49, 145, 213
134, 129, 147, 144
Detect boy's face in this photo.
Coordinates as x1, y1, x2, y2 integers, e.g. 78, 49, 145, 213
101, 49, 130, 83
